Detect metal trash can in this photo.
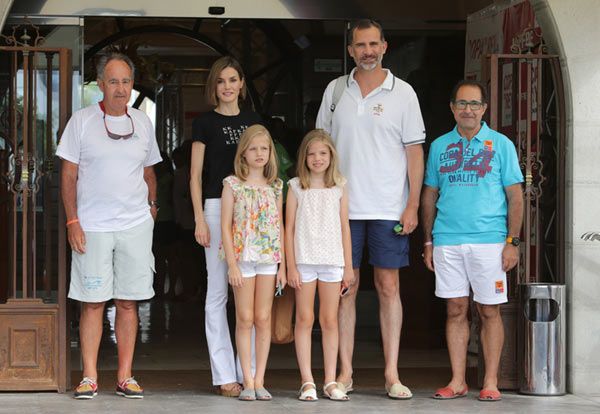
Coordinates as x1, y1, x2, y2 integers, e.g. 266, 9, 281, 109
518, 283, 566, 395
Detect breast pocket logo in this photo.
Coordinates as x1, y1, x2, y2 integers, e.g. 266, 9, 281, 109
372, 103, 384, 116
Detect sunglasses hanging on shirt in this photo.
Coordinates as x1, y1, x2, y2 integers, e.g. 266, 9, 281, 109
99, 101, 135, 140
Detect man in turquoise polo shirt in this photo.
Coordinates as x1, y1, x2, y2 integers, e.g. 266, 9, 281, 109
421, 80, 523, 402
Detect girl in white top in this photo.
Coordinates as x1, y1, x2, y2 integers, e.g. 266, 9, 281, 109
285, 129, 354, 401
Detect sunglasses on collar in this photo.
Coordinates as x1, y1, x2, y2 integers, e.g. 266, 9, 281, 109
99, 101, 135, 140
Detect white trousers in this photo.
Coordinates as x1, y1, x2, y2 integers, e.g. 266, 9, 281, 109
204, 198, 254, 385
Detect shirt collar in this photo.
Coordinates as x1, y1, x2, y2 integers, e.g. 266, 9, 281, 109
453, 121, 490, 143
348, 67, 394, 91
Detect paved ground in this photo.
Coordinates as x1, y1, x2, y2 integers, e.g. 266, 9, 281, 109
2, 388, 600, 414
7, 299, 596, 413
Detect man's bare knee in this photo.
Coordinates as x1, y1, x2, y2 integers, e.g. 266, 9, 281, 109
114, 299, 137, 313
477, 303, 501, 321
447, 297, 469, 321
82, 301, 106, 313
374, 269, 399, 300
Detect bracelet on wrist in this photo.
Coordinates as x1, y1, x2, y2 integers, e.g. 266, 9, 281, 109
424, 241, 433, 247
66, 218, 79, 226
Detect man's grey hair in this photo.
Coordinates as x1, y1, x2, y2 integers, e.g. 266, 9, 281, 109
96, 52, 135, 80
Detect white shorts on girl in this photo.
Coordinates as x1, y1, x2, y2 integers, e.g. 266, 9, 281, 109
297, 264, 344, 283
433, 243, 507, 305
238, 261, 278, 278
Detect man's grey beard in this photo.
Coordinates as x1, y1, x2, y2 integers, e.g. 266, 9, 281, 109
359, 62, 378, 71
358, 54, 383, 71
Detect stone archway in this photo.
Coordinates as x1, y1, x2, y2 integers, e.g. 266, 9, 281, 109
530, 0, 600, 396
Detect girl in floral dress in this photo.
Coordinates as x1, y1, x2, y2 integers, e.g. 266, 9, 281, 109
220, 124, 286, 401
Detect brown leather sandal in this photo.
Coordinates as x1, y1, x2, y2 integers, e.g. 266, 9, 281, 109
213, 383, 241, 397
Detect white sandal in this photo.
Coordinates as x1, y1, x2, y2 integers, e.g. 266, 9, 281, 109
337, 378, 354, 394
323, 381, 349, 401
298, 382, 318, 401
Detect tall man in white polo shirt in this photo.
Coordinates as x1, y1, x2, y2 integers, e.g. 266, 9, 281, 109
57, 52, 162, 400
316, 19, 425, 399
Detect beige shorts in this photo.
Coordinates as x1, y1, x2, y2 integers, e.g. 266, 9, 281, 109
68, 218, 155, 303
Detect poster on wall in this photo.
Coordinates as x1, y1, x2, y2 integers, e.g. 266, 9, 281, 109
465, 7, 504, 80
465, 0, 542, 80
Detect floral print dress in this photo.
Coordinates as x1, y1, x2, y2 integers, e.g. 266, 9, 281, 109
220, 175, 283, 264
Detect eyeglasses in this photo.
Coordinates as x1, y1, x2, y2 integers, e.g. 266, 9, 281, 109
99, 101, 135, 140
106, 78, 132, 87
453, 100, 484, 111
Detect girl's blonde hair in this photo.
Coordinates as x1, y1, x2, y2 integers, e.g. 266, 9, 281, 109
205, 56, 247, 107
296, 129, 343, 189
234, 124, 279, 184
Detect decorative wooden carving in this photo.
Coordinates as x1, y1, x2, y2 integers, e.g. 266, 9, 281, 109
0, 299, 59, 390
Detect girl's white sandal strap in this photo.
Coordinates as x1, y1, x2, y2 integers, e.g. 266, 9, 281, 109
299, 382, 318, 401
323, 381, 349, 401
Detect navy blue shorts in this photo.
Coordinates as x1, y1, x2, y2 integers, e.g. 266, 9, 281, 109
350, 220, 410, 269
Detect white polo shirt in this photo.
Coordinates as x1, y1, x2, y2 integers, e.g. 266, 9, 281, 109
57, 103, 162, 232
316, 68, 426, 220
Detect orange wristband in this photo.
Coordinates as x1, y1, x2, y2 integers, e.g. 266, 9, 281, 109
66, 219, 79, 226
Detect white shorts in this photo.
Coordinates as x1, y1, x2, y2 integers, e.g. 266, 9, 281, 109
433, 243, 507, 305
297, 264, 344, 283
238, 261, 278, 278
68, 217, 155, 303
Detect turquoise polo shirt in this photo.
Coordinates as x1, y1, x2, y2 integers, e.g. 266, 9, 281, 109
424, 122, 523, 246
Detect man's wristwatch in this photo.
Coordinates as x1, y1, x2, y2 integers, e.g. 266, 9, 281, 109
506, 236, 521, 247
149, 200, 159, 208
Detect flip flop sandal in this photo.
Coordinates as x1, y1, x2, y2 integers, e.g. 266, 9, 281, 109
386, 383, 413, 400
323, 381, 349, 401
255, 388, 272, 401
478, 389, 502, 402
298, 382, 318, 402
336, 378, 354, 394
433, 386, 468, 399
238, 388, 256, 401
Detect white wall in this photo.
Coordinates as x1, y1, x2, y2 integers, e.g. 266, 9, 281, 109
532, 0, 600, 396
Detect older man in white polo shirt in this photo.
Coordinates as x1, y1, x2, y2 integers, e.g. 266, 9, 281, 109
316, 19, 425, 399
57, 52, 161, 400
